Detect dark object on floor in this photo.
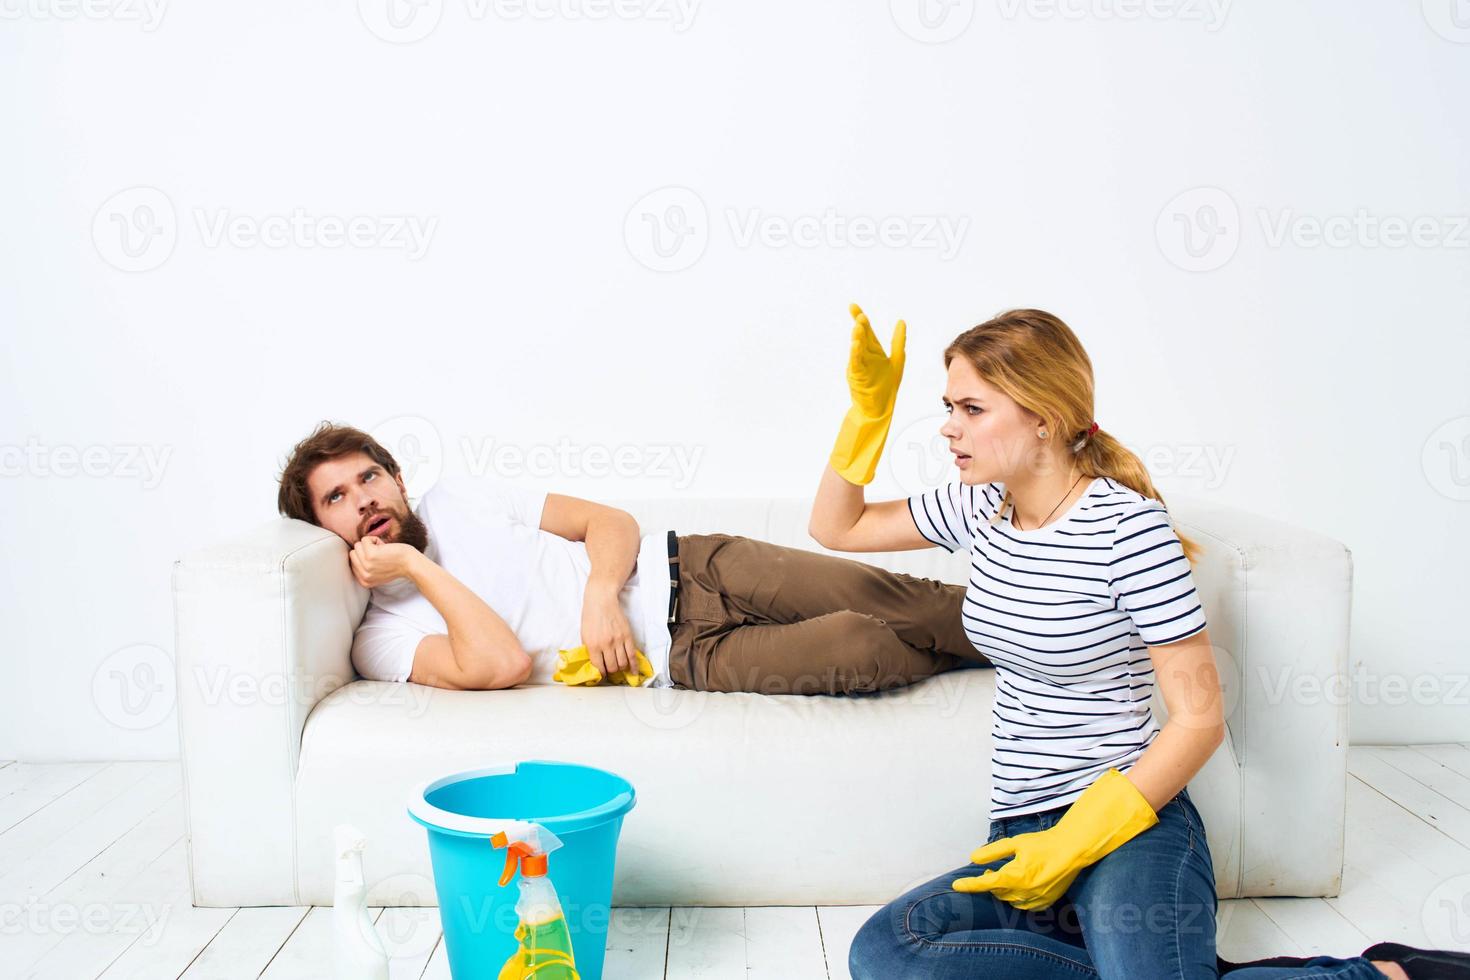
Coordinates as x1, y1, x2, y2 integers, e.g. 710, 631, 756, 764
1360, 941, 1470, 980
1217, 953, 1319, 973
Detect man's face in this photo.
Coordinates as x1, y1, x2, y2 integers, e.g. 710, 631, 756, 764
306, 451, 427, 550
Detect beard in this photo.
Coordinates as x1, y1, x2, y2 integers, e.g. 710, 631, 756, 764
393, 507, 430, 553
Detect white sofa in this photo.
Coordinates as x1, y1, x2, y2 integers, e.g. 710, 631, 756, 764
171, 493, 1352, 908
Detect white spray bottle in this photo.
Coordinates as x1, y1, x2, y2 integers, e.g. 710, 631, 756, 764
332, 823, 390, 980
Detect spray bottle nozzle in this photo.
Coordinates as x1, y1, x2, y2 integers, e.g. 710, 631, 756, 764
491, 834, 540, 885
489, 822, 562, 886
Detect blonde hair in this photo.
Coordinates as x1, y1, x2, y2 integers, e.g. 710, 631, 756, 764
943, 309, 1202, 564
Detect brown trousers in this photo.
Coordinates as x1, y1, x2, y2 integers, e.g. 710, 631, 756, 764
666, 533, 990, 695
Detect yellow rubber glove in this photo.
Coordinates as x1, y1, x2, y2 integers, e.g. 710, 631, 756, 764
829, 303, 906, 485
952, 768, 1159, 910
553, 645, 655, 688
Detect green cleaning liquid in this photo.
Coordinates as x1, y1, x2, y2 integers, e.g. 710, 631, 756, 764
498, 900, 577, 979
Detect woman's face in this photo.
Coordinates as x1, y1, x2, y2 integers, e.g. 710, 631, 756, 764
938, 356, 1046, 486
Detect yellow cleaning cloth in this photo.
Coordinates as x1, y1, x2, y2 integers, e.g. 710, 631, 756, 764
553, 645, 655, 688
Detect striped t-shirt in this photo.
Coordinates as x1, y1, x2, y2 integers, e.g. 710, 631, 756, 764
908, 475, 1208, 819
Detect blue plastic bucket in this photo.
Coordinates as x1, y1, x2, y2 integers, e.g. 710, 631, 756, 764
407, 760, 636, 980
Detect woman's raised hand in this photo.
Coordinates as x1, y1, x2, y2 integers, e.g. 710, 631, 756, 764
846, 303, 906, 417
829, 303, 907, 485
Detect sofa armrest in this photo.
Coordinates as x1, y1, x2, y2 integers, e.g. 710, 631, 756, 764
1171, 495, 1353, 896
171, 518, 366, 906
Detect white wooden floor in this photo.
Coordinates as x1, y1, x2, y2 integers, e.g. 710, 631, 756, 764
3, 745, 1470, 979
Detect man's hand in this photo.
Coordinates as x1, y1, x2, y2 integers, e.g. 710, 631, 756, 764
580, 586, 637, 678
349, 535, 420, 590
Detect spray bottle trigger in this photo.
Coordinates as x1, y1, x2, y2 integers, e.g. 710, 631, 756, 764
490, 831, 535, 887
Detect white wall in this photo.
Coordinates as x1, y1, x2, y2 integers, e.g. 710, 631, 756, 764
2, 0, 1467, 761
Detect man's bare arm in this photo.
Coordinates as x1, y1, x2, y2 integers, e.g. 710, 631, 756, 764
402, 551, 532, 690
350, 538, 531, 690
540, 493, 641, 676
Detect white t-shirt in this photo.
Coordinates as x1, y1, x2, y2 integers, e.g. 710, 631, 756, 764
907, 475, 1208, 820
350, 476, 674, 688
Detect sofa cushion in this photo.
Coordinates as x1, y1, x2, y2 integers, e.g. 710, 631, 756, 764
291, 668, 1242, 907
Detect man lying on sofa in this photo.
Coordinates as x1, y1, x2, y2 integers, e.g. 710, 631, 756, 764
274, 419, 987, 694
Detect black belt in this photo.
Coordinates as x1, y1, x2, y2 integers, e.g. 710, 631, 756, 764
666, 529, 680, 626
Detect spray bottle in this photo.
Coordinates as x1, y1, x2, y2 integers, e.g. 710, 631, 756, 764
490, 821, 579, 980
332, 823, 390, 980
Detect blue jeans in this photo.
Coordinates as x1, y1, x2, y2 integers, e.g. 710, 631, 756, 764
848, 787, 1384, 980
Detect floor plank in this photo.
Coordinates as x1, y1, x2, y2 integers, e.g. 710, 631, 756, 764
1370, 745, 1470, 811
419, 934, 451, 980
1349, 748, 1470, 851
1, 790, 184, 973
375, 905, 441, 979
743, 907, 826, 979
1346, 771, 1470, 877
665, 907, 749, 980
177, 906, 309, 980
0, 763, 177, 878
817, 906, 881, 980
1413, 744, 1470, 781
1333, 853, 1436, 950
1216, 897, 1304, 960
0, 764, 180, 907
22, 840, 192, 980
1249, 896, 1371, 957
93, 898, 235, 980
0, 763, 107, 832
1335, 772, 1470, 950
259, 905, 384, 980
604, 907, 670, 980
0, 761, 83, 796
